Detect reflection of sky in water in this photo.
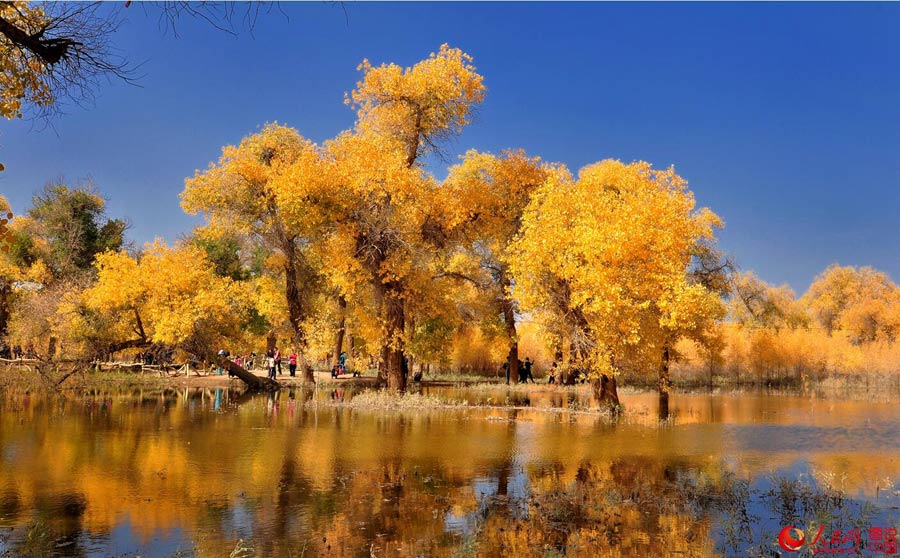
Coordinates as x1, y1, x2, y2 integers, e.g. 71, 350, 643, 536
708, 459, 900, 557
4, 388, 900, 558
719, 422, 900, 453
0, 517, 193, 558
444, 423, 532, 537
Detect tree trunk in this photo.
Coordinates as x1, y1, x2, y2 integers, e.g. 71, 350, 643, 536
216, 356, 279, 391
592, 375, 620, 411
299, 355, 314, 384
332, 295, 347, 367
380, 283, 407, 392
658, 343, 671, 420
500, 270, 519, 384
282, 240, 316, 385
0, 282, 10, 339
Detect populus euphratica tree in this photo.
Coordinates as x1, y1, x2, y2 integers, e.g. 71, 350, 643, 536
508, 160, 722, 408
441, 149, 550, 383
181, 124, 327, 383
275, 45, 485, 391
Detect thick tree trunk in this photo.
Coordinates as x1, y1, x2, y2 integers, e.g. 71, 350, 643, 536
216, 356, 279, 391
0, 13, 74, 65
500, 270, 519, 384
282, 240, 315, 385
592, 375, 620, 411
301, 357, 315, 384
379, 283, 407, 392
0, 283, 10, 339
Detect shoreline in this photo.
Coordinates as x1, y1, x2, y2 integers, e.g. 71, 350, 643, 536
1, 363, 898, 405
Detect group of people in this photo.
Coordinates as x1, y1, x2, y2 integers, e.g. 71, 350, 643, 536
503, 357, 537, 384
215, 347, 300, 379
1, 344, 36, 360
502, 358, 571, 385
264, 348, 300, 379
331, 351, 358, 378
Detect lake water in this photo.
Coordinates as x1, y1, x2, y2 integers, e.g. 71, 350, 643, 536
1, 386, 899, 557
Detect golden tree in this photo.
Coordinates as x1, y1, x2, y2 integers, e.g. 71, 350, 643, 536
182, 123, 327, 382
801, 264, 900, 342
76, 240, 257, 369
0, 1, 52, 119
2, 183, 126, 358
275, 44, 486, 391
441, 149, 550, 383
508, 160, 722, 408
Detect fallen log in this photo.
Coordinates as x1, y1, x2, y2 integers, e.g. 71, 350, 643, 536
215, 357, 280, 392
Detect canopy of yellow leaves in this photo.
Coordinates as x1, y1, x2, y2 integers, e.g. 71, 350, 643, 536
802, 264, 900, 342
181, 123, 321, 240
83, 240, 251, 349
348, 44, 486, 163
0, 2, 53, 119
508, 159, 723, 376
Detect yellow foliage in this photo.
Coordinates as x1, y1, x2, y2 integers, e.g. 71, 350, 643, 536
82, 240, 251, 353
508, 159, 723, 378
348, 44, 486, 163
0, 2, 53, 119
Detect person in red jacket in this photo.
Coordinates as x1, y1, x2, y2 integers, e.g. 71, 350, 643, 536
288, 350, 298, 377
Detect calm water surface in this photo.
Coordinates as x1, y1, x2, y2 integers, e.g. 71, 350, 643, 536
1, 386, 899, 557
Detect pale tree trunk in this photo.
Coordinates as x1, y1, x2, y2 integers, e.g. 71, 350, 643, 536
215, 355, 279, 391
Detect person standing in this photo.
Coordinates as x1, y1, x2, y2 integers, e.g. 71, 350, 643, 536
267, 350, 276, 380
288, 350, 298, 377
274, 347, 282, 376
523, 357, 535, 384
216, 348, 227, 376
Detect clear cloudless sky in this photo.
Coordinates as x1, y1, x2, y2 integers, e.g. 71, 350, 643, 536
2, 2, 900, 293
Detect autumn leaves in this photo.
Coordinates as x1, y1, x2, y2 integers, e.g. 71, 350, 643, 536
176, 46, 723, 394
2, 46, 725, 398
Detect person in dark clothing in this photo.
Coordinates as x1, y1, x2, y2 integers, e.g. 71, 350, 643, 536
503, 362, 510, 385
548, 361, 558, 384
523, 357, 535, 383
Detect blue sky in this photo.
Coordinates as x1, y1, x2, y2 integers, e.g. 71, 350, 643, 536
2, 2, 900, 293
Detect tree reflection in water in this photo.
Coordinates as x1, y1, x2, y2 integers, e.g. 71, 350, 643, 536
1, 388, 900, 558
